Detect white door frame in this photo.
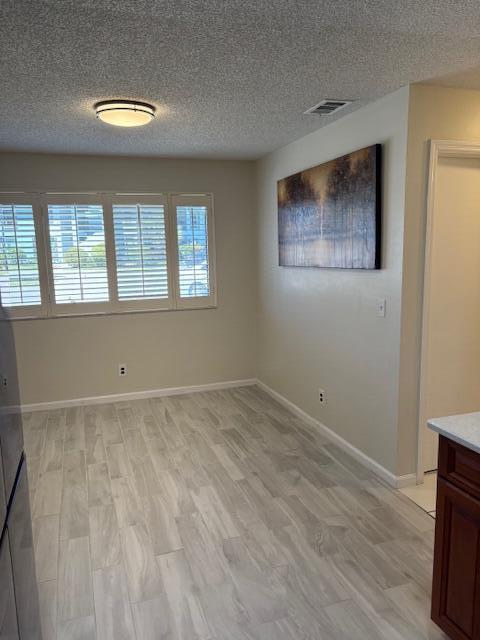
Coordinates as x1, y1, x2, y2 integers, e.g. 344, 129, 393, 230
416, 140, 480, 483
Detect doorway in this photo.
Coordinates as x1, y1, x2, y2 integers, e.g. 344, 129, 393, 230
417, 141, 480, 482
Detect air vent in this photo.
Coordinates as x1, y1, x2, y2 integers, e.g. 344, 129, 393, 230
304, 99, 352, 116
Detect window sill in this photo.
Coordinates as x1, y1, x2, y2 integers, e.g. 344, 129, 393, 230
6, 303, 218, 321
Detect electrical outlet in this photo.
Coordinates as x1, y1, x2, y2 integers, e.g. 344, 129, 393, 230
318, 388, 326, 404
118, 364, 127, 377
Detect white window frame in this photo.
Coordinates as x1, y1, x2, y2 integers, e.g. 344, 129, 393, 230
109, 194, 174, 312
171, 193, 217, 310
42, 193, 113, 316
0, 191, 217, 319
0, 193, 48, 319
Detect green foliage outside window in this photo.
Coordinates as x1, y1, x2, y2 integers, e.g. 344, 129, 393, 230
63, 244, 106, 268
0, 246, 37, 273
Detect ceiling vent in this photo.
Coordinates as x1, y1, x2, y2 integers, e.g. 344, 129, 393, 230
304, 99, 352, 116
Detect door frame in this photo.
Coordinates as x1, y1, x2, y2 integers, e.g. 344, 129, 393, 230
417, 140, 480, 483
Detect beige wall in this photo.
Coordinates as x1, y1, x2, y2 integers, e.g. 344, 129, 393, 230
4, 84, 480, 478
421, 157, 480, 471
0, 153, 257, 404
398, 85, 480, 475
255, 87, 410, 476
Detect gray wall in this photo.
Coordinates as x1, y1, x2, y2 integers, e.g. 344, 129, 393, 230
0, 153, 257, 404
255, 87, 410, 476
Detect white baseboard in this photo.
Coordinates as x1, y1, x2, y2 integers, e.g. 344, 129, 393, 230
256, 379, 416, 489
21, 378, 257, 412
21, 376, 417, 490
395, 473, 418, 489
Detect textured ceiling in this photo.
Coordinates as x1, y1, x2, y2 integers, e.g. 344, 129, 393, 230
425, 64, 480, 90
1, 0, 480, 159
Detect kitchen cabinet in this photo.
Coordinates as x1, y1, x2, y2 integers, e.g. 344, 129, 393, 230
431, 433, 480, 639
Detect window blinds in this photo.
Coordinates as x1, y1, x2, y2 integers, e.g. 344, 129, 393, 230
0, 204, 41, 306
47, 204, 109, 304
113, 203, 169, 300
1, 193, 215, 316
176, 205, 210, 298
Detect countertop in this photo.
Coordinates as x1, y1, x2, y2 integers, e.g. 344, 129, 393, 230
428, 412, 480, 455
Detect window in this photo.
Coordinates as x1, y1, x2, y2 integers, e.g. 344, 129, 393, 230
172, 194, 216, 310
176, 205, 209, 297
0, 200, 42, 312
0, 192, 215, 318
47, 202, 109, 305
113, 197, 170, 308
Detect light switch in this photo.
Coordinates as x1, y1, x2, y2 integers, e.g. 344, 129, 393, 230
376, 298, 386, 317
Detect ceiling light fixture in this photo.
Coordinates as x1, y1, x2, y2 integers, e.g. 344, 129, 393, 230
94, 100, 155, 127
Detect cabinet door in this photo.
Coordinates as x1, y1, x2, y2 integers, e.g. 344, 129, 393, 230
432, 478, 480, 639
0, 450, 6, 529
0, 532, 20, 640
0, 311, 24, 504
0, 409, 23, 506
7, 459, 42, 640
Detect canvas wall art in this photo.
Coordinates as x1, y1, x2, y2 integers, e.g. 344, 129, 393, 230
277, 144, 381, 269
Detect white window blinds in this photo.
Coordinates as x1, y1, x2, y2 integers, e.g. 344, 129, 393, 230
113, 202, 169, 300
1, 192, 216, 317
176, 204, 210, 298
47, 203, 109, 304
0, 203, 41, 307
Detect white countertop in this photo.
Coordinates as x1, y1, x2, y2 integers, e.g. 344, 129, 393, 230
428, 412, 480, 455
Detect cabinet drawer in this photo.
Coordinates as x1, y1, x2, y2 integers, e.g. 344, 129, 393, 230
439, 436, 480, 500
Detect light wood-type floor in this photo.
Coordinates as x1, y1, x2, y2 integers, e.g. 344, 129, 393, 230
400, 472, 437, 518
23, 386, 446, 640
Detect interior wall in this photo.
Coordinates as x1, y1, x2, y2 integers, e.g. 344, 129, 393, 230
255, 87, 410, 476
398, 84, 480, 475
4, 85, 479, 477
0, 153, 257, 404
421, 156, 480, 471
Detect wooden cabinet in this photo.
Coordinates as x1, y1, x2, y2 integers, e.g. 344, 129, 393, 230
432, 436, 480, 639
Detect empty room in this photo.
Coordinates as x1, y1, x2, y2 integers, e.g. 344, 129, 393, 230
1, 1, 480, 639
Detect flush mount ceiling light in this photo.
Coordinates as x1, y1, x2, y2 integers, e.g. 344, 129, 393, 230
94, 100, 155, 127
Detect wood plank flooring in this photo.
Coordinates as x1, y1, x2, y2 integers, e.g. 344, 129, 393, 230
22, 386, 446, 639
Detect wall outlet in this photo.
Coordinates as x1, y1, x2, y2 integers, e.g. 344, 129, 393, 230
118, 364, 127, 377
318, 388, 326, 404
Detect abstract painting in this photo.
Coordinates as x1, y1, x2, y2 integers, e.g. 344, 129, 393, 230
278, 144, 381, 269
